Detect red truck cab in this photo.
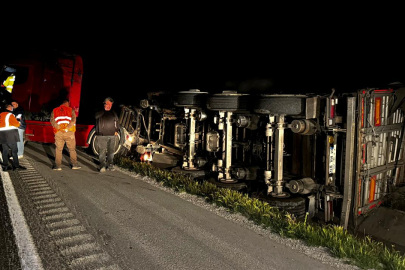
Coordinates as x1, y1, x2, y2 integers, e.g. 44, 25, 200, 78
2, 50, 94, 147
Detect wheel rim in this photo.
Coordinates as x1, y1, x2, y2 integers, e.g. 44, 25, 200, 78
91, 134, 122, 156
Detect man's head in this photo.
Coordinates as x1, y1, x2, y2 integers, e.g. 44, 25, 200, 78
62, 99, 70, 106
103, 97, 114, 111
5, 104, 13, 112
11, 101, 18, 109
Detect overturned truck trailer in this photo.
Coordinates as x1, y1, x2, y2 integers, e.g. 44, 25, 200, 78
113, 87, 405, 229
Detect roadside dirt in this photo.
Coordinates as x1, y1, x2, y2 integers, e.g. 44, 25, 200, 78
384, 185, 405, 212
356, 186, 405, 255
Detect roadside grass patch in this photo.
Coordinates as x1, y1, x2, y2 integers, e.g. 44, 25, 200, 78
116, 157, 405, 270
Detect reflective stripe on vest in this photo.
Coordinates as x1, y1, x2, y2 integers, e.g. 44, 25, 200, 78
55, 115, 72, 125
53, 105, 75, 133
0, 112, 18, 131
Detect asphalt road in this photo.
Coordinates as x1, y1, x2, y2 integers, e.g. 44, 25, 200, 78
0, 142, 359, 270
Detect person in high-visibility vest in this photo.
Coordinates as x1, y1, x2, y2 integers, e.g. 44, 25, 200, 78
2, 73, 15, 93
0, 104, 27, 171
50, 99, 81, 170
11, 100, 26, 159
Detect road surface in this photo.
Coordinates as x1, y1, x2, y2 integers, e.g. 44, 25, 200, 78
0, 142, 359, 270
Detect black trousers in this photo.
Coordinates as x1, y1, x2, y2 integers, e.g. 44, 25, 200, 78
1, 142, 19, 168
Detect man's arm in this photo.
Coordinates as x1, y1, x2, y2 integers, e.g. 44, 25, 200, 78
9, 114, 20, 128
66, 109, 76, 130
114, 111, 120, 134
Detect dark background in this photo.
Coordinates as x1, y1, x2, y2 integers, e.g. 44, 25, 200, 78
1, 20, 404, 124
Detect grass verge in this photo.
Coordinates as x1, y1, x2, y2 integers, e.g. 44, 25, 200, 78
116, 157, 405, 270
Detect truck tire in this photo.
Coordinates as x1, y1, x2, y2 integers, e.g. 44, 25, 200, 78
90, 130, 123, 156
255, 193, 307, 218
254, 94, 307, 116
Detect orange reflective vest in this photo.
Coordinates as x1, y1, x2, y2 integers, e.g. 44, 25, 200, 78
52, 105, 76, 133
0, 112, 20, 130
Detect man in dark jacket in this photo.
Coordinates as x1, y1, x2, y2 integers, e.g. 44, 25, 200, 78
11, 100, 26, 158
95, 97, 120, 172
0, 104, 27, 171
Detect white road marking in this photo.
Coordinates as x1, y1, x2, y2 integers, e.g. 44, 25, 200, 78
1, 168, 44, 270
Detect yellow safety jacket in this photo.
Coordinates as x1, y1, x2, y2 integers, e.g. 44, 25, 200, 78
2, 74, 15, 93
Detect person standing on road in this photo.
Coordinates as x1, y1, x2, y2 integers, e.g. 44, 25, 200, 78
95, 97, 120, 173
50, 99, 81, 170
0, 104, 27, 171
11, 100, 25, 159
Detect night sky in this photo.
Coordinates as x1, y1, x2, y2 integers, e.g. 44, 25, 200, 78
75, 41, 403, 106
2, 21, 404, 124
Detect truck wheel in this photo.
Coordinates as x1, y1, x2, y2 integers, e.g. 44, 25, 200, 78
90, 134, 122, 156
254, 94, 307, 116
255, 192, 307, 218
